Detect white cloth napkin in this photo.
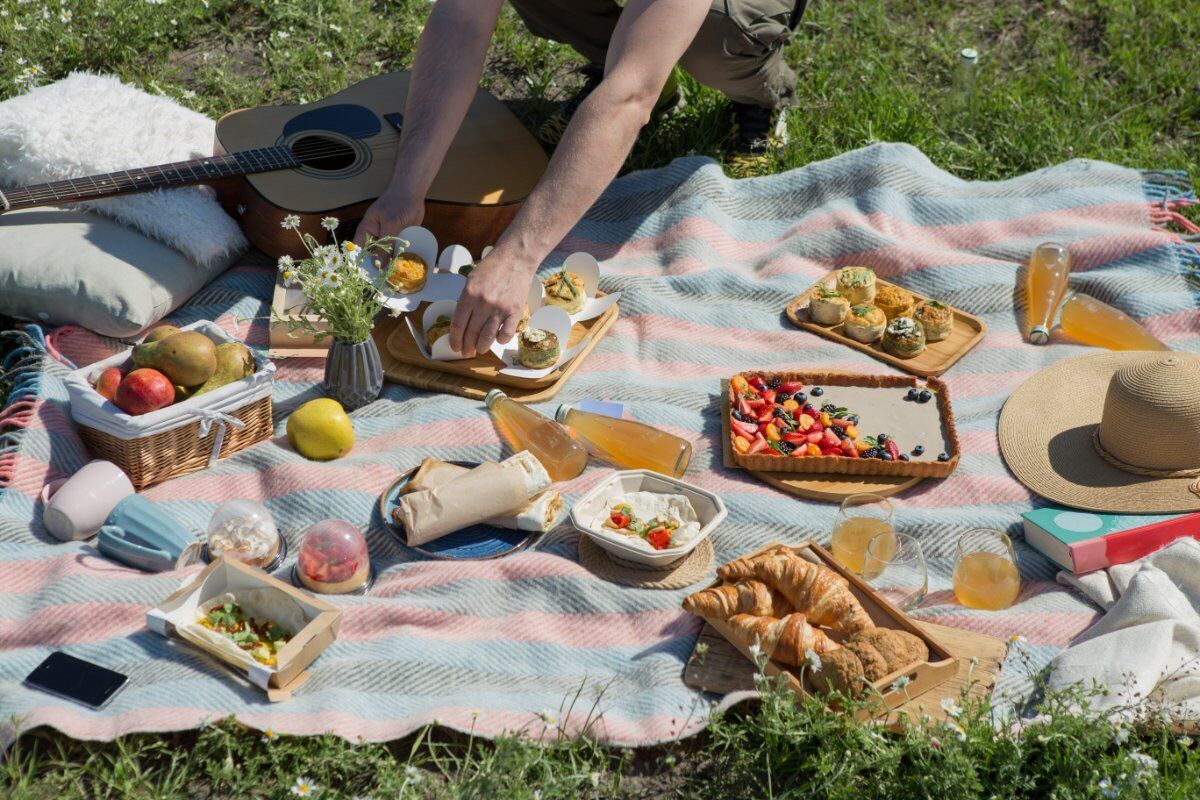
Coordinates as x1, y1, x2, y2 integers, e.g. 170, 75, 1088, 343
1049, 538, 1200, 718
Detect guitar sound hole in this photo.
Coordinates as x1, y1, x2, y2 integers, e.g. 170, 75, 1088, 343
290, 135, 357, 171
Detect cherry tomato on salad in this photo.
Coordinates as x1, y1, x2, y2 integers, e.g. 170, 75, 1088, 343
646, 527, 672, 550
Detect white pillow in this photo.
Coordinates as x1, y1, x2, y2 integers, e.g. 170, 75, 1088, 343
0, 71, 247, 268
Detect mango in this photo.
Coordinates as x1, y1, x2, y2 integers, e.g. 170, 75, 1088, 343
192, 342, 255, 397
287, 399, 354, 460
142, 324, 182, 344
132, 331, 218, 387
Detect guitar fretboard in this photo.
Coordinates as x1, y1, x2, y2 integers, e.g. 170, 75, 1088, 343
1, 145, 300, 211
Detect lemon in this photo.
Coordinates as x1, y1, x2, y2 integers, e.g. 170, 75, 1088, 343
286, 398, 355, 460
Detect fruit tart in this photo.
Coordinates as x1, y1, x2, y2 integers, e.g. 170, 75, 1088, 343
296, 519, 371, 595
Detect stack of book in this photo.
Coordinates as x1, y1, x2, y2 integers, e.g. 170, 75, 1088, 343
1021, 507, 1200, 573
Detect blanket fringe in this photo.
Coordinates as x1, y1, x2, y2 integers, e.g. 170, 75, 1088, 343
1141, 170, 1200, 294
0, 325, 48, 492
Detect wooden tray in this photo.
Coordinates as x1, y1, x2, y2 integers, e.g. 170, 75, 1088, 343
720, 384, 922, 501
787, 274, 986, 377
684, 619, 1007, 725
692, 541, 961, 719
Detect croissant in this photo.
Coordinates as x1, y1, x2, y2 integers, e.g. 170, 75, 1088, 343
726, 613, 839, 667
753, 555, 874, 633
683, 580, 793, 620
716, 545, 794, 582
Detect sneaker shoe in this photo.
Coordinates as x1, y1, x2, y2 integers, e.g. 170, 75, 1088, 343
728, 103, 789, 176
538, 66, 683, 147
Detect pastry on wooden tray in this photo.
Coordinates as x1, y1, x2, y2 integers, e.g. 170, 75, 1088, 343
716, 544, 794, 582
725, 612, 840, 666
836, 266, 876, 305
882, 317, 926, 359
387, 252, 428, 293
425, 315, 452, 349
812, 629, 929, 697
517, 328, 559, 369
844, 305, 886, 343
914, 299, 953, 342
683, 579, 793, 620
752, 554, 874, 633
808, 284, 850, 326
542, 268, 586, 314
874, 284, 915, 321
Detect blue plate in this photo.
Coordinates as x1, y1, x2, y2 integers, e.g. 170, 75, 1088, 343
379, 461, 534, 560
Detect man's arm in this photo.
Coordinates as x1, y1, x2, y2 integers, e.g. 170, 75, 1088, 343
353, 0, 505, 248
451, 0, 710, 356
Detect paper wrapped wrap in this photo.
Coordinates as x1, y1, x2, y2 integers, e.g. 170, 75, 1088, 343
403, 456, 564, 533
394, 452, 554, 545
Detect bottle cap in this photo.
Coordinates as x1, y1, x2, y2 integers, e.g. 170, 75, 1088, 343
960, 47, 979, 62
484, 388, 507, 408
1029, 326, 1050, 345
554, 404, 572, 423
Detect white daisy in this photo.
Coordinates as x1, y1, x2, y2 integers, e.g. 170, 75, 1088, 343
804, 648, 822, 672
1097, 777, 1118, 799
14, 22, 27, 30
281, 269, 297, 287
320, 216, 339, 231
940, 698, 962, 718
261, 728, 278, 743
59, 8, 71, 22
889, 676, 911, 693
945, 721, 967, 741
291, 777, 319, 796
589, 772, 601, 788
541, 710, 558, 730
1129, 751, 1158, 776
277, 254, 295, 273
404, 765, 421, 784
281, 214, 301, 230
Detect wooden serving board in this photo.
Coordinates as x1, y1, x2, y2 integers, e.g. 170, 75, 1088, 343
374, 302, 618, 402
684, 619, 1008, 725
720, 381, 923, 502
786, 274, 986, 377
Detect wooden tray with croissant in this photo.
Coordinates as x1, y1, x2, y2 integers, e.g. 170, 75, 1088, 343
682, 541, 957, 717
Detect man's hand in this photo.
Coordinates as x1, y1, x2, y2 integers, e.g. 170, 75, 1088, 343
450, 253, 535, 357
353, 189, 425, 252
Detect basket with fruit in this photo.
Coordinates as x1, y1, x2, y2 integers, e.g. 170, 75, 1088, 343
63, 321, 276, 488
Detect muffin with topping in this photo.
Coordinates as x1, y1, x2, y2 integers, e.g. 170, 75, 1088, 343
542, 268, 586, 314
874, 284, 915, 321
843, 304, 887, 343
836, 267, 876, 305
808, 283, 850, 325
882, 316, 926, 359
914, 299, 954, 342
517, 328, 560, 369
425, 315, 453, 349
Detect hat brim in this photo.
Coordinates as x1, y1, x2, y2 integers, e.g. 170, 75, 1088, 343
999, 352, 1200, 514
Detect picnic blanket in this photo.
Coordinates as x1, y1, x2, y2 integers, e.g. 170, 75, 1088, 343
1, 143, 1197, 747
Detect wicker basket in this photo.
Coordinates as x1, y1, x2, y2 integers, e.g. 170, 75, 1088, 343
77, 394, 273, 489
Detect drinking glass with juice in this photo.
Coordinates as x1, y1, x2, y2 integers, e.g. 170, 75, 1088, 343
555, 404, 692, 477
953, 528, 1021, 611
831, 494, 894, 575
485, 390, 588, 482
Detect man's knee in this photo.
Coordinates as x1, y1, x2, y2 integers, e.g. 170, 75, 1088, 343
680, 1, 803, 106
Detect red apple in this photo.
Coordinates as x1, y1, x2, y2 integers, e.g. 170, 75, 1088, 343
94, 367, 123, 402
114, 369, 175, 415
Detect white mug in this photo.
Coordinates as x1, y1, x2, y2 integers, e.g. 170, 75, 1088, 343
41, 460, 135, 541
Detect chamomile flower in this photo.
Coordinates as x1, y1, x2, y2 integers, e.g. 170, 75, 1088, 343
14, 22, 27, 30
540, 710, 558, 730
1129, 752, 1158, 776
589, 772, 601, 788
1097, 777, 1119, 799
291, 776, 319, 796
280, 269, 297, 287
945, 721, 967, 741
277, 254, 295, 273
889, 675, 911, 693
281, 214, 300, 230
804, 648, 822, 672
1112, 726, 1130, 745
940, 698, 962, 718
747, 638, 763, 661
261, 728, 278, 743
1008, 634, 1028, 647
59, 8, 72, 22
320, 216, 339, 231
404, 765, 422, 785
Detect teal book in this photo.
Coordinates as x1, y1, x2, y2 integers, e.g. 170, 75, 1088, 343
1021, 508, 1199, 573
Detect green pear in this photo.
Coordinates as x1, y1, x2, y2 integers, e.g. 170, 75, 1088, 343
191, 342, 255, 397
132, 331, 218, 387
142, 324, 182, 344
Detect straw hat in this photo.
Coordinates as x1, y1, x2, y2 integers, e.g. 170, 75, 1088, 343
999, 352, 1200, 513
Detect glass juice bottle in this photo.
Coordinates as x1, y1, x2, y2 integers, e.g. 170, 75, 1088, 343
950, 47, 979, 124
1058, 292, 1170, 351
555, 404, 692, 477
485, 390, 588, 481
1026, 242, 1071, 344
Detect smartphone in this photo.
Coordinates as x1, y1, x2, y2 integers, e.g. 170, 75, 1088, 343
24, 651, 128, 710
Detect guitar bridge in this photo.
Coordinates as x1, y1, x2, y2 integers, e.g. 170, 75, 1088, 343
383, 113, 404, 135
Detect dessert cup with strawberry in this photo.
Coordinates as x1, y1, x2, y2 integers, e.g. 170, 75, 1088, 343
296, 519, 372, 595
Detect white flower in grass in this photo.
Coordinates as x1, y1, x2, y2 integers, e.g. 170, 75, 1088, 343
329, 23, 342, 32
1008, 634, 1028, 647
14, 22, 27, 30
532, 792, 542, 800
281, 214, 301, 230
277, 254, 295, 273
1098, 777, 1119, 799
1129, 751, 1158, 776
1112, 726, 1130, 745
804, 648, 822, 672
945, 721, 967, 741
1180, 735, 1194, 747
747, 637, 763, 661
589, 772, 601, 788
323, 50, 333, 59
404, 765, 422, 785
59, 8, 71, 22
291, 776, 319, 796
320, 216, 339, 232
260, 727, 278, 742
889, 675, 911, 693
540, 710, 558, 730
940, 698, 962, 718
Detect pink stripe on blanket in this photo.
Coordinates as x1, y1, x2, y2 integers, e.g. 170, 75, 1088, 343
0, 602, 148, 650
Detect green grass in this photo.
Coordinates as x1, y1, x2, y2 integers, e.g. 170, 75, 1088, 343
2, 0, 1199, 796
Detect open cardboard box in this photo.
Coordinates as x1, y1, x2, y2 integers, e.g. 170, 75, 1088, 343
146, 559, 342, 702
700, 541, 958, 718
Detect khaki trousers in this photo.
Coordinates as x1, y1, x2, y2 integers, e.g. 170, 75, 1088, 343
507, 0, 805, 107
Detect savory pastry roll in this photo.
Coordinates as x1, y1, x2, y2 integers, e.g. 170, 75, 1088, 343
808, 284, 850, 325
914, 299, 954, 342
874, 284, 915, 321
401, 457, 563, 532
844, 304, 886, 343
882, 316, 926, 359
517, 328, 560, 369
387, 252, 428, 293
425, 315, 452, 349
836, 267, 876, 305
543, 269, 586, 314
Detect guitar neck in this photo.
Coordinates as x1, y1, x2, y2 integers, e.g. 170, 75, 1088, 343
0, 145, 299, 212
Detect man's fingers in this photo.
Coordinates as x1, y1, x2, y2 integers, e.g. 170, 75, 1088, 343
449, 301, 474, 354
458, 308, 491, 358
472, 313, 503, 356
496, 312, 522, 345
352, 211, 379, 248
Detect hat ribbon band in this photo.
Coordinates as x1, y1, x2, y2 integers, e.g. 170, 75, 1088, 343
1092, 430, 1200, 498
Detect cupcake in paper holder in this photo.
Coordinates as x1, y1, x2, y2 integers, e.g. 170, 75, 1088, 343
517, 328, 560, 369
844, 304, 887, 343
543, 268, 586, 314
296, 519, 371, 595
808, 283, 850, 326
914, 299, 954, 342
206, 499, 282, 570
836, 267, 876, 305
409, 299, 470, 361
874, 284, 915, 321
538, 252, 619, 322
882, 316, 926, 359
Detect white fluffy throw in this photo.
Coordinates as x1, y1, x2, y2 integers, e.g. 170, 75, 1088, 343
0, 72, 247, 268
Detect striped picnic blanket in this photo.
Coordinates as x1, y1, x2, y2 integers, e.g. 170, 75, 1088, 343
1, 143, 1197, 747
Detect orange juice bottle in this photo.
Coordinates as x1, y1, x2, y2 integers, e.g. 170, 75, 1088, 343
1058, 292, 1170, 351
1026, 242, 1071, 344
485, 390, 588, 481
555, 404, 692, 477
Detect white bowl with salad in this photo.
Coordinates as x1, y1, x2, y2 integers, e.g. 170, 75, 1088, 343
570, 470, 727, 567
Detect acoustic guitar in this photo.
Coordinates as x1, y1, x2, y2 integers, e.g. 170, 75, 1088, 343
0, 72, 549, 258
